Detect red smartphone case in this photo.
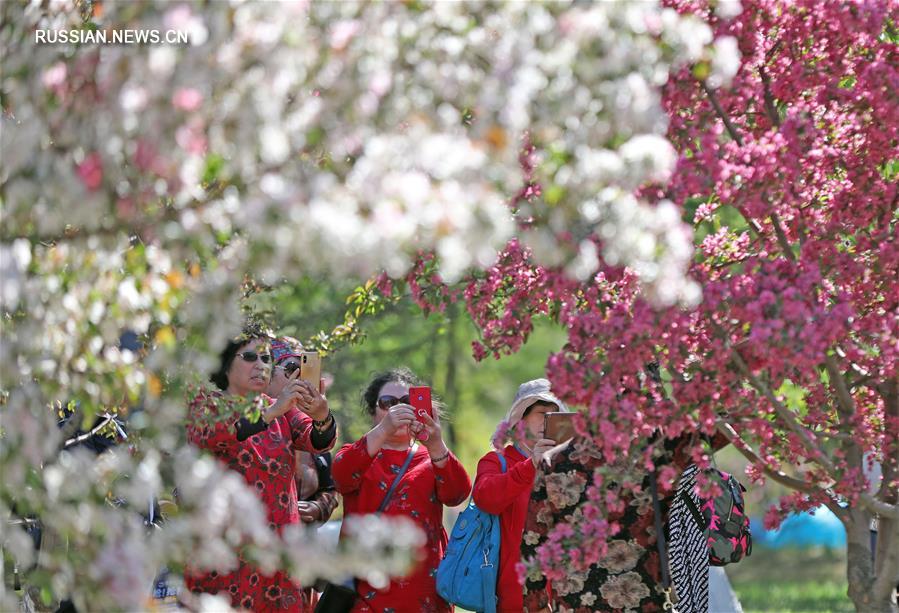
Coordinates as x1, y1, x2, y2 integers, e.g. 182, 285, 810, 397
409, 386, 433, 422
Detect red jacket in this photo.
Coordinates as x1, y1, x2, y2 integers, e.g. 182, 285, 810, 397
333, 438, 471, 613
472, 445, 536, 613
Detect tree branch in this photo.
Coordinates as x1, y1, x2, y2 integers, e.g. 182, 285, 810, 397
824, 354, 857, 417
758, 64, 781, 128
715, 422, 897, 519
715, 421, 823, 495
699, 82, 764, 239
848, 373, 878, 392
720, 327, 838, 475
62, 413, 120, 449
821, 498, 849, 522
711, 256, 753, 270
702, 77, 797, 262
860, 495, 899, 519
833, 347, 878, 391
701, 81, 744, 146
871, 517, 899, 600
875, 379, 898, 505
57, 405, 84, 448
769, 211, 796, 261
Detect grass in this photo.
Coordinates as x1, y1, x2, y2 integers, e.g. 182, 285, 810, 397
725, 546, 854, 612
731, 581, 853, 613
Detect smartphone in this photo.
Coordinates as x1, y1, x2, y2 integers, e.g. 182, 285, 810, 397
543, 412, 575, 443
298, 352, 322, 388
409, 386, 433, 422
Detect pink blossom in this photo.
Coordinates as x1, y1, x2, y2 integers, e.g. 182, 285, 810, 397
76, 153, 103, 191
172, 87, 203, 111
330, 20, 361, 51
41, 62, 67, 97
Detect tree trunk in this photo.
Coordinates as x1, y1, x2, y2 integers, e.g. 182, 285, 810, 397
844, 507, 898, 612
441, 301, 460, 447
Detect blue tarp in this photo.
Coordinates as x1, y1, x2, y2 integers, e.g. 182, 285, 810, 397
750, 505, 846, 549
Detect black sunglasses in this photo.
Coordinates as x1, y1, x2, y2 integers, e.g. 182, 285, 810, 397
377, 394, 410, 410
238, 351, 271, 364
277, 361, 301, 376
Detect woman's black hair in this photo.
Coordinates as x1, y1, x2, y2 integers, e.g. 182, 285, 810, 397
361, 367, 445, 418
209, 323, 271, 391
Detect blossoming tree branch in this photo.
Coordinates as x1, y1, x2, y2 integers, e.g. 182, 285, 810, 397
1, 0, 896, 611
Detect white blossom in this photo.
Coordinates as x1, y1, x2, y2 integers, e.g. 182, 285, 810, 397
709, 36, 742, 88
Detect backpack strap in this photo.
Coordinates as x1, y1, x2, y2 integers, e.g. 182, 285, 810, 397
495, 449, 507, 474
680, 489, 708, 532
482, 559, 498, 613
478, 450, 506, 613
377, 444, 417, 513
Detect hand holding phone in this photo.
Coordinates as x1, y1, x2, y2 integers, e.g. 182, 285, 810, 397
410, 386, 442, 444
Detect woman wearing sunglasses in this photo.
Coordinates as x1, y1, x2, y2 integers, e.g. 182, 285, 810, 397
185, 328, 336, 612
332, 367, 471, 613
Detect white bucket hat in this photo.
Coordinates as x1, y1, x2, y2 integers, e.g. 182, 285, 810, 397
504, 378, 568, 428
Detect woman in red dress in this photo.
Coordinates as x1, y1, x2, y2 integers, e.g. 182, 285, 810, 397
185, 331, 337, 612
332, 367, 471, 613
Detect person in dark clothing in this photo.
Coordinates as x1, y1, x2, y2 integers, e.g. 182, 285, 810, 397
296, 451, 339, 525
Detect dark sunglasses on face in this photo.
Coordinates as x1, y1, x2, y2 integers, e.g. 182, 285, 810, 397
377, 395, 410, 410
238, 351, 271, 364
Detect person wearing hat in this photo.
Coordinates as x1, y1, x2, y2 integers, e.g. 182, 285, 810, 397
265, 336, 334, 442
472, 378, 568, 613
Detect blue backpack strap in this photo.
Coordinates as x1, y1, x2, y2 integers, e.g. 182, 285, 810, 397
482, 562, 497, 613
494, 449, 507, 474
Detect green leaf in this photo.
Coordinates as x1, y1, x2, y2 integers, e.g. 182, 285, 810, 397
202, 153, 226, 185
776, 379, 808, 414
692, 61, 711, 80
880, 159, 898, 182
881, 18, 899, 44
306, 127, 324, 148
545, 184, 565, 205
837, 75, 856, 89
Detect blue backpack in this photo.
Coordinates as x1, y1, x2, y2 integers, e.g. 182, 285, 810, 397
436, 451, 507, 613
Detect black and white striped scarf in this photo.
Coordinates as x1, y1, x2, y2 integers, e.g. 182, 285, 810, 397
668, 465, 710, 613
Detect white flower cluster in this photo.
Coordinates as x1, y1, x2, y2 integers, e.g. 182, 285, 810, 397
281, 513, 424, 588
245, 127, 514, 284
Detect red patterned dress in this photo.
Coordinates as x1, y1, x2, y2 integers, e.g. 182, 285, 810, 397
332, 438, 471, 613
185, 388, 336, 612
